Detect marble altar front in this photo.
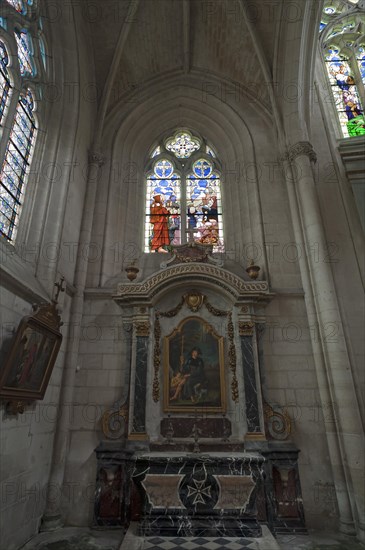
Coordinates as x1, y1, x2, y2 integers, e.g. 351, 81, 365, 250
133, 452, 264, 537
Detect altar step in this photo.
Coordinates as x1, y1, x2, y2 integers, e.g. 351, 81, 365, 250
120, 524, 280, 550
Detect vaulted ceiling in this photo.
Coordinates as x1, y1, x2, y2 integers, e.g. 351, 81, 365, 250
88, 0, 285, 116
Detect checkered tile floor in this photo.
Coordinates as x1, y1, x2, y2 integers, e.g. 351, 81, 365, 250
142, 536, 258, 549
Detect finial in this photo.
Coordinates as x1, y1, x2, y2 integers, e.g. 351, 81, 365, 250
246, 259, 260, 280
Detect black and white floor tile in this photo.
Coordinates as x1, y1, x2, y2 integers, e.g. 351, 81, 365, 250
142, 536, 257, 550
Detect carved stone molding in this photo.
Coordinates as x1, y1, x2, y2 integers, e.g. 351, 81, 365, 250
115, 264, 270, 302
239, 322, 255, 336
287, 141, 317, 164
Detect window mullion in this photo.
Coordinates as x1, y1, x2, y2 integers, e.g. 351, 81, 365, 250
181, 172, 187, 245
351, 54, 365, 107
0, 88, 18, 169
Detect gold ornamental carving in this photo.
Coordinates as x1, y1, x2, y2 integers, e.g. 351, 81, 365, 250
227, 313, 239, 403
184, 291, 204, 312
135, 321, 150, 337
239, 322, 255, 336
153, 315, 161, 402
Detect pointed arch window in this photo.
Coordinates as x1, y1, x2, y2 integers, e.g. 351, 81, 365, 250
145, 130, 224, 253
0, 1, 46, 241
320, 0, 365, 137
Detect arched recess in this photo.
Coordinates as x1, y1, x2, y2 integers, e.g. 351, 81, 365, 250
87, 73, 276, 287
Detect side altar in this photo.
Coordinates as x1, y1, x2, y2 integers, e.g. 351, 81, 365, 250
93, 246, 306, 536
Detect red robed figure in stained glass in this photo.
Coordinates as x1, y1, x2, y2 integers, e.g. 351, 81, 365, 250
150, 195, 170, 253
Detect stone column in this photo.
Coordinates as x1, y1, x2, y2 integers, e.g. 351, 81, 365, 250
40, 151, 105, 530
284, 141, 364, 537
239, 321, 265, 440
128, 319, 150, 440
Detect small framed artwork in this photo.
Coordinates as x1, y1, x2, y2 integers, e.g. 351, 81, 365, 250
164, 316, 226, 413
0, 310, 62, 402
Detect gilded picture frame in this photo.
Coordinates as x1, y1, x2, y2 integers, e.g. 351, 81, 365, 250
164, 316, 226, 413
0, 315, 62, 401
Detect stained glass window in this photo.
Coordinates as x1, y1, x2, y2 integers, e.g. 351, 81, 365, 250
0, 89, 36, 241
0, 1, 45, 243
145, 131, 224, 253
14, 29, 35, 76
0, 41, 11, 125
320, 2, 365, 137
0, 18, 7, 30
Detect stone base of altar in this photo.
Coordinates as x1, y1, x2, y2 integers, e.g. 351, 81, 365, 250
132, 452, 264, 538
138, 515, 261, 537
93, 441, 306, 536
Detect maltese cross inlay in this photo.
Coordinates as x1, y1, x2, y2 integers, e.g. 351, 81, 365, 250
186, 478, 212, 505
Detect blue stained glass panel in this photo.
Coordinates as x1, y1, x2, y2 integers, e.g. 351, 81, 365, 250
192, 159, 213, 178
154, 159, 174, 178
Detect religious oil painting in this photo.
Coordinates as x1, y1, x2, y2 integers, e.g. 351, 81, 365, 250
0, 316, 62, 401
164, 317, 226, 413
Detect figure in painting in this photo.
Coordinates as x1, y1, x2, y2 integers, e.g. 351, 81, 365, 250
150, 194, 170, 253
170, 347, 207, 403
12, 329, 39, 386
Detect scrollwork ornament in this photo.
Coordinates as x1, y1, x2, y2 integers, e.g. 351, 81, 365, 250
102, 402, 128, 440
264, 402, 291, 440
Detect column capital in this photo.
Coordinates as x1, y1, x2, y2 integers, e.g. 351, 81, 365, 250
287, 141, 317, 164
134, 320, 150, 337
88, 150, 105, 166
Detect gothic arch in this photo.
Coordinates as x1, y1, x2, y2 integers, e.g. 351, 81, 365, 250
91, 75, 273, 287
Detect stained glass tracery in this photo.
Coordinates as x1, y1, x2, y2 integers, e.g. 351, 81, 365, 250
0, 41, 11, 125
165, 131, 201, 159
145, 131, 224, 253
